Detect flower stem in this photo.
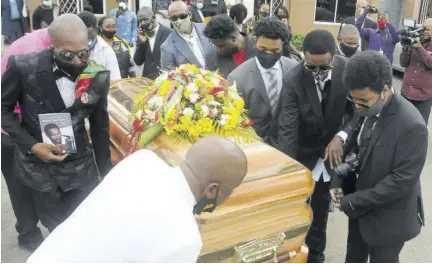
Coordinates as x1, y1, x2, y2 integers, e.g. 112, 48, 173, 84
138, 122, 164, 147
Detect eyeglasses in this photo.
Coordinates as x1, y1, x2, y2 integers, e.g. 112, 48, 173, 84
347, 95, 375, 109
54, 48, 91, 62
169, 13, 188, 22
304, 63, 333, 72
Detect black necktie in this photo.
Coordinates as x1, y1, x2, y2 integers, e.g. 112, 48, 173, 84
318, 80, 331, 114
358, 116, 379, 159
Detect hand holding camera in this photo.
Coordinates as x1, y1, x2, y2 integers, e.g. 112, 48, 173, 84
364, 5, 378, 15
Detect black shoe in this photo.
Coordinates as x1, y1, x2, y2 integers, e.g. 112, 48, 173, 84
18, 233, 44, 252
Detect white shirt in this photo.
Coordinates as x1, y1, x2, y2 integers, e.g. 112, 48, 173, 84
148, 24, 160, 52
310, 71, 332, 182
55, 77, 76, 108
255, 58, 283, 98
178, 27, 206, 68
90, 36, 122, 82
27, 150, 202, 263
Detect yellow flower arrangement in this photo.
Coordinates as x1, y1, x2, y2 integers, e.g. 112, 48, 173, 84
129, 64, 259, 150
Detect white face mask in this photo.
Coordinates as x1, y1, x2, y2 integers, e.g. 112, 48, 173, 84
196, 3, 203, 9
173, 16, 192, 34
42, 0, 52, 7
359, 8, 365, 16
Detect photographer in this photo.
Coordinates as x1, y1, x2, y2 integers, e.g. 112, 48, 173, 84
325, 51, 427, 262
356, 9, 400, 63
109, 0, 138, 47
400, 18, 432, 125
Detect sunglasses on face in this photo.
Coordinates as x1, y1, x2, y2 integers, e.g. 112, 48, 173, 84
169, 13, 188, 22
304, 63, 333, 72
347, 95, 378, 109
54, 48, 91, 62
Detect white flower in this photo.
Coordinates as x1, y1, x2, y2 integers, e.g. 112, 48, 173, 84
182, 107, 194, 116
135, 109, 143, 118
147, 96, 163, 109
229, 91, 241, 101
189, 93, 200, 103
209, 108, 219, 118
201, 105, 209, 117
211, 78, 220, 87
187, 82, 198, 93
207, 101, 222, 107
217, 114, 229, 126
144, 109, 156, 120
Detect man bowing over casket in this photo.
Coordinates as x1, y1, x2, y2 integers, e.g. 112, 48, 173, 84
27, 136, 248, 263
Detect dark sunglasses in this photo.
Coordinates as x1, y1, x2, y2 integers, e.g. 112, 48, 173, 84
304, 63, 333, 72
169, 13, 188, 22
54, 48, 91, 61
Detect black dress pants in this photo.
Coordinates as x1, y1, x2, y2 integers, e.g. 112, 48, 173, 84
404, 96, 432, 125
30, 178, 99, 232
306, 176, 331, 263
1, 134, 42, 244
346, 219, 405, 263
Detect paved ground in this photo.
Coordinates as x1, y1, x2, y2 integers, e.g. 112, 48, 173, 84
1, 61, 431, 262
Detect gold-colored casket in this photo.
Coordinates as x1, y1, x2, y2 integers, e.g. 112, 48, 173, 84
107, 79, 314, 263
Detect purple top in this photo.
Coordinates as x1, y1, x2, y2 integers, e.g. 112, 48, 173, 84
356, 13, 400, 63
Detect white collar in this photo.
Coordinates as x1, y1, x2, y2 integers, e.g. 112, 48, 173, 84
93, 36, 111, 52
150, 23, 160, 38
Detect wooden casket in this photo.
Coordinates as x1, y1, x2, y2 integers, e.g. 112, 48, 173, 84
107, 79, 314, 263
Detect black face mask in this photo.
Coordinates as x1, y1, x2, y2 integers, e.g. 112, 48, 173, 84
141, 22, 156, 37
101, 30, 116, 39
255, 48, 282, 69
54, 57, 87, 80
339, 43, 359, 58
193, 188, 219, 215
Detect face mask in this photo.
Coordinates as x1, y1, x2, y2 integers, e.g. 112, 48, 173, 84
101, 30, 116, 39
311, 69, 331, 82
256, 48, 282, 69
339, 43, 359, 58
172, 16, 192, 34
42, 0, 52, 7
359, 8, 365, 16
193, 188, 219, 215
88, 38, 97, 51
356, 93, 386, 117
196, 3, 203, 9
54, 57, 87, 80
377, 19, 386, 29
260, 11, 269, 18
118, 1, 128, 11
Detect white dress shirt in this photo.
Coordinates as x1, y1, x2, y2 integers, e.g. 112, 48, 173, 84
90, 36, 122, 82
178, 27, 206, 68
55, 77, 76, 108
27, 150, 202, 263
255, 58, 283, 98
311, 71, 332, 182
148, 24, 160, 52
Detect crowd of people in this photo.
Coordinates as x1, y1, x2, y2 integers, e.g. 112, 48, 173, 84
1, 0, 431, 262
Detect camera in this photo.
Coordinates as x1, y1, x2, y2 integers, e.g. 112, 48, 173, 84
333, 152, 359, 178
400, 18, 426, 47
365, 5, 379, 14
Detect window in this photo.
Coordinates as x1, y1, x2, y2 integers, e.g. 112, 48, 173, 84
314, 0, 356, 24
87, 0, 106, 15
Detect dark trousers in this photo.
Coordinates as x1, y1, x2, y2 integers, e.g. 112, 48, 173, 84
1, 134, 42, 243
404, 96, 432, 125
30, 178, 99, 232
346, 219, 405, 263
306, 177, 331, 263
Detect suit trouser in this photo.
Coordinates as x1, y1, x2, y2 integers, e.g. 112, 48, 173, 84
306, 177, 331, 263
346, 219, 405, 263
1, 134, 43, 243
405, 97, 432, 125
29, 178, 99, 232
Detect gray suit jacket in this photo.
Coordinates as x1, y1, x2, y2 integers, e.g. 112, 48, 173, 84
160, 23, 214, 70
227, 57, 298, 147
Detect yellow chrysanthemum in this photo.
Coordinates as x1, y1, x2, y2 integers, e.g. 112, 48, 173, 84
184, 64, 200, 74
159, 80, 173, 96
183, 88, 192, 98
197, 118, 213, 134
233, 98, 245, 109
179, 115, 193, 127
224, 113, 240, 130
194, 103, 202, 110
205, 95, 215, 102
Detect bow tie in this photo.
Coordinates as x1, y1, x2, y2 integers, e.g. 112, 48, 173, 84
53, 68, 76, 82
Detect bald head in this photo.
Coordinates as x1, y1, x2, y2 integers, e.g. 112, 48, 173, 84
340, 24, 360, 39
355, 0, 368, 18
182, 136, 247, 212
138, 7, 154, 19
48, 14, 88, 50
169, 0, 189, 15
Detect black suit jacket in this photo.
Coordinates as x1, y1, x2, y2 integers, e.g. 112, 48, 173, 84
278, 55, 349, 170
189, 5, 203, 23
205, 35, 256, 78
340, 16, 378, 51
1, 49, 112, 192
134, 24, 171, 80
333, 93, 427, 247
